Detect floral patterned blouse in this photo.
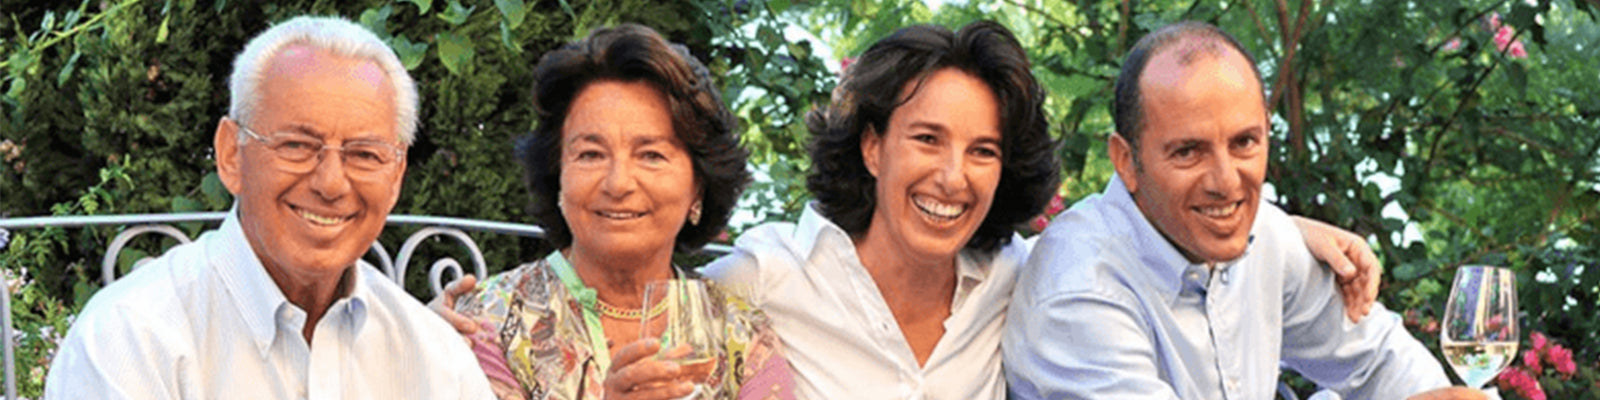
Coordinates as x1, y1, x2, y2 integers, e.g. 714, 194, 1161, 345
456, 252, 794, 400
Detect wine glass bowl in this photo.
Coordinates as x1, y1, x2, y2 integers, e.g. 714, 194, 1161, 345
1440, 265, 1519, 390
641, 279, 725, 398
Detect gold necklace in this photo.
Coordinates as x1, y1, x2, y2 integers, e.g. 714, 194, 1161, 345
596, 297, 670, 320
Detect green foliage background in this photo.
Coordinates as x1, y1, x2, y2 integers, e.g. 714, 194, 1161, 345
2, 0, 1598, 398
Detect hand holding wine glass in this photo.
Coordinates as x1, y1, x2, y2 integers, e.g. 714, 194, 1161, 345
1440, 265, 1518, 391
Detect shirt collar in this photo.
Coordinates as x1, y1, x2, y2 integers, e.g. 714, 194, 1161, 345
214, 205, 372, 357
793, 202, 848, 259
1102, 174, 1254, 302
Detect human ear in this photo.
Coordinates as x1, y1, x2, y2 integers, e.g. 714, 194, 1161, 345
215, 118, 244, 196
860, 126, 882, 178
1109, 133, 1138, 194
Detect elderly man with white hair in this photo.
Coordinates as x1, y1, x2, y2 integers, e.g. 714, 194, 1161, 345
44, 16, 492, 399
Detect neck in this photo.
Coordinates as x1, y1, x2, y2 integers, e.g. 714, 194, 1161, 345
260, 260, 350, 343
851, 221, 958, 306
564, 245, 675, 309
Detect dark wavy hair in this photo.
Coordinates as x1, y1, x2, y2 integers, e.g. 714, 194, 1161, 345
517, 24, 750, 253
1113, 21, 1263, 156
805, 21, 1060, 252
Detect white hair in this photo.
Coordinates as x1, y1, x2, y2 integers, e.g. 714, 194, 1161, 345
227, 15, 418, 145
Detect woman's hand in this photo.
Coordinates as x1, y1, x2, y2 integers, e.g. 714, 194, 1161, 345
604, 339, 695, 400
1293, 216, 1381, 323
428, 275, 480, 335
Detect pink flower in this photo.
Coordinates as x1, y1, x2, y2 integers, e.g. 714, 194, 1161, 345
839, 57, 855, 73
1494, 25, 1517, 52
1489, 12, 1504, 29
1531, 332, 1548, 352
1442, 37, 1462, 51
1547, 344, 1576, 376
1422, 319, 1439, 335
1045, 193, 1066, 216
1498, 367, 1547, 400
1508, 41, 1528, 58
1030, 215, 1050, 232
1524, 349, 1544, 375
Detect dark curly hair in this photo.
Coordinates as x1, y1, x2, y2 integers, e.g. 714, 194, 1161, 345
517, 24, 750, 253
805, 21, 1060, 252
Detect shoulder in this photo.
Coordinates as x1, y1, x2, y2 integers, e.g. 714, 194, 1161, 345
69, 238, 210, 342
1015, 200, 1141, 307
48, 241, 209, 390
703, 221, 805, 300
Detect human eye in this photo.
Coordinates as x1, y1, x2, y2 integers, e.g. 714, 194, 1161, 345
911, 133, 938, 144
1231, 133, 1262, 152
344, 144, 391, 165
572, 149, 604, 161
271, 135, 321, 160
971, 145, 1001, 160
1170, 143, 1201, 164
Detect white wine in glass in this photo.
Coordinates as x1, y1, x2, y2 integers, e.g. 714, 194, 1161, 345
641, 279, 724, 398
1440, 265, 1518, 390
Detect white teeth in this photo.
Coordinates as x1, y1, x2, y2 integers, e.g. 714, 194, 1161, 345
599, 211, 644, 219
1198, 202, 1239, 218
297, 209, 348, 226
913, 195, 966, 219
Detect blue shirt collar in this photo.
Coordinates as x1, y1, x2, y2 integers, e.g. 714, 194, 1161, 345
1102, 174, 1251, 301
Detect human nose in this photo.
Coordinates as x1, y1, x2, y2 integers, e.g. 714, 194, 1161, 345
599, 159, 638, 198
1202, 154, 1243, 199
307, 148, 353, 200
935, 149, 970, 195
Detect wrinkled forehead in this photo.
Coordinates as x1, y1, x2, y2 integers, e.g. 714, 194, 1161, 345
266, 44, 390, 91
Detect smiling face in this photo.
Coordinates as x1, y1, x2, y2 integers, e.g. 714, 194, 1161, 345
215, 45, 404, 282
859, 68, 1004, 263
1110, 43, 1268, 264
558, 80, 699, 263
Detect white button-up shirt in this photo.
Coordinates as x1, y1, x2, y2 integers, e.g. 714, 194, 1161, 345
703, 204, 1029, 400
45, 211, 494, 400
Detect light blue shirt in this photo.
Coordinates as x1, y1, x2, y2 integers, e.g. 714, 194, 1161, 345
45, 210, 494, 399
1002, 175, 1450, 400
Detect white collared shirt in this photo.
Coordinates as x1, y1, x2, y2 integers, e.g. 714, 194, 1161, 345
703, 204, 1029, 400
45, 211, 494, 400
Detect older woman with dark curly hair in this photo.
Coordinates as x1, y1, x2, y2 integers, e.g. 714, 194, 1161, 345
438, 24, 793, 400
701, 21, 1384, 399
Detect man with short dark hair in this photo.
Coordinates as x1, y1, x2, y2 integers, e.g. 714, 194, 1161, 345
1002, 21, 1481, 400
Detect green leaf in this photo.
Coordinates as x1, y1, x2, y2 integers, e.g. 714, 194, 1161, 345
437, 1, 474, 26
390, 34, 429, 70
157, 14, 170, 43
40, 11, 56, 32
360, 5, 395, 39
499, 21, 524, 53
494, 0, 527, 30
57, 50, 81, 87
171, 195, 203, 212
402, 0, 432, 14
200, 172, 230, 207
435, 31, 474, 76
117, 248, 149, 276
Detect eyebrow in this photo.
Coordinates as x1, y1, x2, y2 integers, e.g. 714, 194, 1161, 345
566, 133, 606, 146
906, 121, 950, 134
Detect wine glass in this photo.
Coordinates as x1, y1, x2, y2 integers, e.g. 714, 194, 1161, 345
641, 279, 723, 398
1440, 265, 1518, 390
